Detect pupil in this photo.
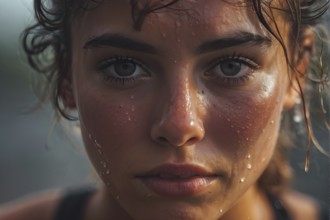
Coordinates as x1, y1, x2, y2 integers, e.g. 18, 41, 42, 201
115, 61, 136, 76
221, 61, 241, 76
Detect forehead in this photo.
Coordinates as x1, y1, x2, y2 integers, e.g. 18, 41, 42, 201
74, 0, 270, 30
71, 0, 287, 51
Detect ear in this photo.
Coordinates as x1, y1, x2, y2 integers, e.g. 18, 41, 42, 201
283, 28, 314, 109
60, 78, 77, 109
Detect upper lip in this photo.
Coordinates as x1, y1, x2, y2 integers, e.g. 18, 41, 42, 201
137, 164, 218, 179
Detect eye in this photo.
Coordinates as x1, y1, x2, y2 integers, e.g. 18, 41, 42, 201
219, 60, 244, 77
98, 56, 150, 84
205, 56, 259, 85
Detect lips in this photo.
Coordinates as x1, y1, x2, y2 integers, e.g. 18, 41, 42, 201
137, 164, 219, 197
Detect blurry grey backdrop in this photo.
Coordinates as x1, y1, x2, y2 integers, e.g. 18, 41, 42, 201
0, 0, 329, 206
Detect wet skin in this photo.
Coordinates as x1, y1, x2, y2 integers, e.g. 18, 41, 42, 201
69, 0, 295, 219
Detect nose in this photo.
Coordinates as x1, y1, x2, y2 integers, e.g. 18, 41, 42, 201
150, 78, 205, 147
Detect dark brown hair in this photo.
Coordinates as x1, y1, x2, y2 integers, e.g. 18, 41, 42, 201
21, 0, 330, 194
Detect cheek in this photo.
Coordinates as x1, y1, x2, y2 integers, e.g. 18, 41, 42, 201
207, 73, 284, 166
77, 91, 145, 182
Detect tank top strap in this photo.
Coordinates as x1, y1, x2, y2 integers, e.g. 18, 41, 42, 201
267, 194, 292, 220
53, 187, 95, 220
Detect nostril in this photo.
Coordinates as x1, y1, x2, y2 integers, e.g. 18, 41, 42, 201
186, 137, 199, 146
157, 137, 168, 144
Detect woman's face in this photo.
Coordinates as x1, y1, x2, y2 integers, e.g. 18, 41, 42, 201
70, 0, 293, 219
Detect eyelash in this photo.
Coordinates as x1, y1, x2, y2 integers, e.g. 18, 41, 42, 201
97, 54, 260, 86
205, 54, 260, 85
97, 55, 149, 84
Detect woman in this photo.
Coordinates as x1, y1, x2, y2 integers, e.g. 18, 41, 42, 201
0, 0, 329, 219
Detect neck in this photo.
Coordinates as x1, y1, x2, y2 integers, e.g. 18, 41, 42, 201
85, 186, 132, 220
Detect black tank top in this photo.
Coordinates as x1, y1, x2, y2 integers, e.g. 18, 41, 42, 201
53, 188, 329, 220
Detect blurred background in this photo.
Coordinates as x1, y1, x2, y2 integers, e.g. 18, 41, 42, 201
0, 0, 329, 207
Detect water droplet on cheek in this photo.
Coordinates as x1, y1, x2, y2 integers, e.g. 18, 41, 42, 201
247, 154, 251, 159
270, 120, 275, 124
240, 177, 246, 183
162, 33, 166, 38
293, 115, 302, 123
247, 163, 252, 170
219, 209, 223, 213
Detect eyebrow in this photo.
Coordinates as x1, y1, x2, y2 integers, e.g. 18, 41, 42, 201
83, 32, 272, 54
84, 34, 158, 54
196, 32, 272, 54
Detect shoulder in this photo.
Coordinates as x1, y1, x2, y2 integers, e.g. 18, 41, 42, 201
279, 190, 327, 220
0, 190, 61, 220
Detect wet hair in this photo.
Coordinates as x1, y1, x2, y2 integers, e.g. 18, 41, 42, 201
22, 0, 330, 194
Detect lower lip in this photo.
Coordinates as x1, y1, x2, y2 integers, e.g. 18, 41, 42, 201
140, 176, 217, 197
